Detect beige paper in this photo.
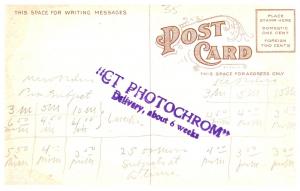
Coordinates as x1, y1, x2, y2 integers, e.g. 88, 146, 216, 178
4, 5, 296, 186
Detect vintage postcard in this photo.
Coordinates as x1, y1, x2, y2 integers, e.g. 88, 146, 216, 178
4, 5, 296, 186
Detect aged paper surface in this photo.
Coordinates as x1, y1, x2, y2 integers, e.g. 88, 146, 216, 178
4, 5, 296, 186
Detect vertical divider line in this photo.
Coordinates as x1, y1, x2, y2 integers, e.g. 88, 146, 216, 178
148, 4, 152, 185
63, 104, 69, 174
227, 85, 233, 180
264, 81, 270, 135
30, 103, 38, 176
96, 138, 103, 181
227, 137, 232, 180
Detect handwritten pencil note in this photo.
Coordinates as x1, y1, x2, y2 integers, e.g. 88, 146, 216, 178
4, 5, 296, 186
